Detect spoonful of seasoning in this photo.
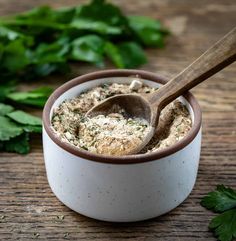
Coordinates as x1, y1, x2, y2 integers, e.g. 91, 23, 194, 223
86, 27, 236, 155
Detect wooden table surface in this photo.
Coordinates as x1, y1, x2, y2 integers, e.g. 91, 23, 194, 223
0, 0, 236, 240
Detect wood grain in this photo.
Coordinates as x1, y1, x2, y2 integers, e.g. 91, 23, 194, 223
0, 0, 236, 240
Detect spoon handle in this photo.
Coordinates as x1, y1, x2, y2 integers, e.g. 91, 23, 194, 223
148, 27, 236, 108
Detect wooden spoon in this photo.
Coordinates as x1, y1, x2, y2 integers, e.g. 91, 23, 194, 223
87, 27, 236, 155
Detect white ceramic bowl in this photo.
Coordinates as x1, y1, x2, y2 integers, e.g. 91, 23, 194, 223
43, 70, 202, 222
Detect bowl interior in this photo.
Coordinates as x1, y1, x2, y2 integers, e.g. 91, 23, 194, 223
49, 77, 194, 123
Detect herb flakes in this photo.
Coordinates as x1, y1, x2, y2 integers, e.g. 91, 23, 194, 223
63, 232, 70, 239
52, 80, 192, 156
33, 233, 40, 239
78, 113, 150, 155
57, 214, 65, 221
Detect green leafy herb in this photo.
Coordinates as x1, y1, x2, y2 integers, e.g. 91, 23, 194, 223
0, 103, 14, 116
0, 103, 42, 154
117, 42, 147, 68
7, 110, 42, 126
0, 116, 23, 141
70, 35, 105, 66
209, 209, 236, 241
76, 0, 127, 26
70, 19, 122, 35
23, 125, 42, 133
0, 26, 21, 40
7, 86, 53, 107
104, 42, 124, 68
201, 185, 236, 241
201, 185, 236, 212
128, 16, 169, 47
0, 83, 15, 102
105, 41, 147, 68
0, 0, 169, 80
3, 133, 30, 154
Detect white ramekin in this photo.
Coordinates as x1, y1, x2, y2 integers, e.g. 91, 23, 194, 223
43, 70, 202, 222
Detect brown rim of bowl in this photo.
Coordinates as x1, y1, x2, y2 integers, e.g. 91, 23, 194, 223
43, 69, 202, 164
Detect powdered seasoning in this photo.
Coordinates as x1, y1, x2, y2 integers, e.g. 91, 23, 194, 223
51, 80, 192, 155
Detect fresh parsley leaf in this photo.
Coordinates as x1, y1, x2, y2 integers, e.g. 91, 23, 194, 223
13, 97, 49, 108
0, 103, 14, 116
70, 35, 105, 66
209, 209, 236, 241
0, 107, 42, 153
201, 185, 236, 241
118, 42, 147, 68
0, 102, 42, 154
128, 15, 169, 47
0, 116, 23, 141
7, 110, 42, 126
34, 41, 70, 65
54, 7, 76, 24
22, 125, 42, 133
201, 185, 236, 212
3, 132, 30, 154
0, 83, 15, 102
13, 5, 55, 21
30, 86, 53, 96
76, 0, 128, 27
105, 41, 147, 68
0, 26, 20, 40
34, 62, 70, 78
0, 0, 169, 80
5, 6, 66, 32
105, 41, 124, 68
70, 19, 122, 35
7, 86, 53, 107
2, 39, 31, 72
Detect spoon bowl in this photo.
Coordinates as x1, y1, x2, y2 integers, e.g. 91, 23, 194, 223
86, 93, 157, 154
87, 93, 153, 122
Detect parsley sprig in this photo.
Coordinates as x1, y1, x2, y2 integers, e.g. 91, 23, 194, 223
0, 0, 169, 83
0, 103, 42, 154
7, 86, 53, 108
201, 185, 236, 241
0, 0, 169, 154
